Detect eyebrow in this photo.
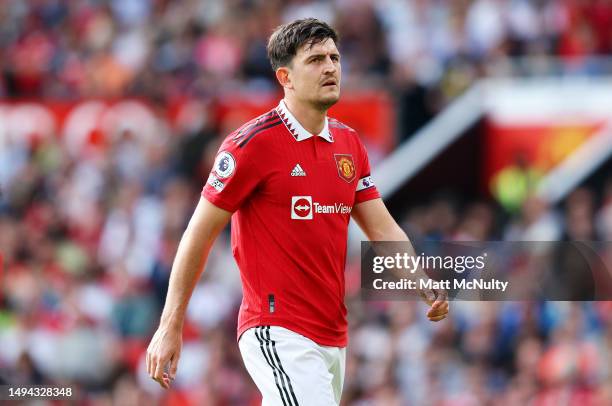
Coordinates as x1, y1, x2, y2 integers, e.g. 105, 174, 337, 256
305, 53, 341, 60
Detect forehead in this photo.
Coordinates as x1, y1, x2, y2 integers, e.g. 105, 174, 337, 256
296, 38, 339, 58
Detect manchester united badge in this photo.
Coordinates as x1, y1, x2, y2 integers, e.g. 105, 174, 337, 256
334, 154, 356, 183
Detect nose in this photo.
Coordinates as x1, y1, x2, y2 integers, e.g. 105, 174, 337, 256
323, 56, 337, 74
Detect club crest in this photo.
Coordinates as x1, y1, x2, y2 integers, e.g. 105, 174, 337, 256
334, 154, 356, 183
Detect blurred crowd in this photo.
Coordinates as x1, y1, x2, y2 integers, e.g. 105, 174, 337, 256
2, 0, 612, 137
2, 132, 612, 404
2, 0, 612, 405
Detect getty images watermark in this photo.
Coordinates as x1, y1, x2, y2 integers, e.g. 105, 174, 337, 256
361, 241, 612, 301
370, 251, 509, 292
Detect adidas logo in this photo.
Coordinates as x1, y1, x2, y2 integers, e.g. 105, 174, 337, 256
291, 164, 306, 177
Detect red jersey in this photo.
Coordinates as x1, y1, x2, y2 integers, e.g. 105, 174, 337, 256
202, 100, 380, 347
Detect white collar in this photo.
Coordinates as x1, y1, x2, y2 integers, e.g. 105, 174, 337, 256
276, 100, 333, 142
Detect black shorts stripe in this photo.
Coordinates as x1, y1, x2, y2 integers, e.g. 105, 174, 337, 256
238, 120, 282, 147
233, 111, 278, 142
265, 326, 300, 406
262, 327, 295, 405
254, 327, 291, 405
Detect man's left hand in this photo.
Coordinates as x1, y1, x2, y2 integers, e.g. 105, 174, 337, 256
420, 288, 449, 322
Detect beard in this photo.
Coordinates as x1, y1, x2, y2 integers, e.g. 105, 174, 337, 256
311, 90, 340, 111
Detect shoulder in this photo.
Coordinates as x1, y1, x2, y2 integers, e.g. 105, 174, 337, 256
328, 117, 357, 134
328, 116, 360, 142
328, 116, 364, 147
224, 108, 283, 150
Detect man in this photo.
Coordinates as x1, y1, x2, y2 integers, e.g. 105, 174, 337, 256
146, 18, 449, 405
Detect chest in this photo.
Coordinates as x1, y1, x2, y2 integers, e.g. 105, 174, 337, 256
260, 137, 360, 211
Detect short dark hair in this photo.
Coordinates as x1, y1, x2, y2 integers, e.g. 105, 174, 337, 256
267, 18, 339, 71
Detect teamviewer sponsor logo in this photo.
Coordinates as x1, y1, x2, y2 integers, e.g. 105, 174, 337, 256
291, 196, 352, 220
291, 196, 313, 220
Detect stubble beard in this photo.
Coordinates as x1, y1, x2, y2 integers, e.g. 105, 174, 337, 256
312, 91, 340, 112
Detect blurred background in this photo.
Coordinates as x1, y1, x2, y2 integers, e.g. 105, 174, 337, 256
1, 0, 612, 405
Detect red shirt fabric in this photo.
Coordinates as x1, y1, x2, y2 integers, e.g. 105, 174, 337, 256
202, 100, 380, 347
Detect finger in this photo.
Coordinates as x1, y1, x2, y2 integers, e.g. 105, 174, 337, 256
169, 353, 180, 379
155, 354, 165, 379
153, 356, 169, 388
435, 299, 450, 315
427, 307, 448, 317
427, 309, 444, 318
428, 314, 447, 322
431, 295, 447, 309
163, 372, 175, 386
154, 373, 169, 390
149, 354, 158, 379
427, 301, 446, 315
153, 356, 165, 381
433, 302, 448, 315
158, 373, 170, 389
427, 305, 449, 318
156, 377, 169, 390
146, 350, 152, 376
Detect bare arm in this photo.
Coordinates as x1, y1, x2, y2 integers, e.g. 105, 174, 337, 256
146, 196, 231, 388
351, 198, 449, 321
351, 198, 408, 242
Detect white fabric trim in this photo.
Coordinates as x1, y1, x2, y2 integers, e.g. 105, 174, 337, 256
276, 100, 333, 142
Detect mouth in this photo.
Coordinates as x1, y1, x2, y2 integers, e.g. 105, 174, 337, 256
322, 79, 337, 87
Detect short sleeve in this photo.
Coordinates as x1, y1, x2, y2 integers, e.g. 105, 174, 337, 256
202, 135, 261, 212
355, 139, 381, 204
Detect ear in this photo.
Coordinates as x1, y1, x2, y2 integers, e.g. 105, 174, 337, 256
275, 67, 293, 90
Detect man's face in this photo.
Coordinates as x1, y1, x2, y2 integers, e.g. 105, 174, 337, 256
285, 38, 341, 110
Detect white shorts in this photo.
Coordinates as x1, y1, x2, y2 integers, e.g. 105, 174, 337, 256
238, 326, 346, 406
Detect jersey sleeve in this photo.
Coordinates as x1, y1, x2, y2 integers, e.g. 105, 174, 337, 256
201, 134, 261, 212
355, 138, 381, 204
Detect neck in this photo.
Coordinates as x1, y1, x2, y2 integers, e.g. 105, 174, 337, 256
283, 97, 327, 135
